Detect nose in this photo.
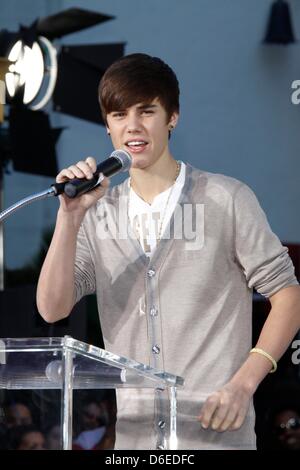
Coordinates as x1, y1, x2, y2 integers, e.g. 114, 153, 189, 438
126, 111, 142, 133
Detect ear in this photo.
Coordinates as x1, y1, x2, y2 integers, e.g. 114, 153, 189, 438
168, 111, 179, 129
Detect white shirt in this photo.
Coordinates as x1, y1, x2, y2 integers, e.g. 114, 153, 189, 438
128, 161, 186, 256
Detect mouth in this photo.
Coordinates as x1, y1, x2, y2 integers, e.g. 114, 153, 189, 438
125, 140, 149, 153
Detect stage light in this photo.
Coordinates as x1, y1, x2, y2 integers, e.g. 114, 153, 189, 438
0, 57, 11, 122
0, 8, 124, 122
0, 8, 124, 292
5, 37, 57, 109
1, 7, 117, 112
0, 5, 125, 180
6, 40, 44, 103
0, 7, 124, 179
5, 36, 58, 110
264, 0, 296, 44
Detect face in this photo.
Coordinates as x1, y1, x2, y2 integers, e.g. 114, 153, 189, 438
82, 402, 106, 430
106, 98, 178, 170
45, 425, 61, 450
274, 410, 300, 450
18, 431, 45, 450
6, 404, 32, 428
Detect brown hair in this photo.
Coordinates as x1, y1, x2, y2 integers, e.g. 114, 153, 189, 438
98, 53, 180, 124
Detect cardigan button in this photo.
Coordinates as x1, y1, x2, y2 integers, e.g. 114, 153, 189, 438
152, 345, 160, 354
147, 268, 156, 278
158, 420, 166, 429
150, 307, 158, 317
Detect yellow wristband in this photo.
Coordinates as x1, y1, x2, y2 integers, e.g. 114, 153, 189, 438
249, 348, 277, 373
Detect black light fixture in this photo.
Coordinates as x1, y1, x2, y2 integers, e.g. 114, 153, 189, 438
264, 0, 296, 44
0, 7, 125, 177
1, 8, 117, 112
8, 106, 63, 177
53, 43, 125, 124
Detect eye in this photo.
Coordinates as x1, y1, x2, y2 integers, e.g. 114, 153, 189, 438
142, 109, 154, 115
112, 112, 126, 118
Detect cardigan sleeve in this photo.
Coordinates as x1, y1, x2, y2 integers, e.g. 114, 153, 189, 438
233, 183, 298, 298
73, 222, 96, 304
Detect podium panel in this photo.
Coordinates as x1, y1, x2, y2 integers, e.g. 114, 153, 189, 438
0, 336, 184, 450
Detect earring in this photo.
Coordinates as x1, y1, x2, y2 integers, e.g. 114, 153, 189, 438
107, 130, 110, 135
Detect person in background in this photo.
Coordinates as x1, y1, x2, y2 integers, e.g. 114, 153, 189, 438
73, 399, 109, 450
4, 402, 32, 429
273, 408, 300, 450
44, 423, 61, 450
10, 424, 45, 450
263, 384, 300, 450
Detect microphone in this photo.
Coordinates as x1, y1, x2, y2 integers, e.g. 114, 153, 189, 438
51, 149, 132, 198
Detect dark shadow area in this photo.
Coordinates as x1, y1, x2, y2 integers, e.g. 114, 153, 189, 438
253, 243, 300, 450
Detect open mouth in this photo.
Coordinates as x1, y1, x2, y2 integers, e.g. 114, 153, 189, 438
125, 140, 149, 153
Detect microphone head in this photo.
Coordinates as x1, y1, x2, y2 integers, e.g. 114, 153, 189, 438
111, 149, 132, 172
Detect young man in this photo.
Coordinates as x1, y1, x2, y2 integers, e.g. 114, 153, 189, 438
37, 53, 300, 450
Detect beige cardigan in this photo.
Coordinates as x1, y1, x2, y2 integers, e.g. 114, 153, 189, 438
74, 164, 298, 449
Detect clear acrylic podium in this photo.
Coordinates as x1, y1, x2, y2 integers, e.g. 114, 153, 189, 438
0, 336, 184, 450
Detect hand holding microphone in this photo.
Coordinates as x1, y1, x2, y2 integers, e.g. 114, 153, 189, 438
53, 149, 131, 214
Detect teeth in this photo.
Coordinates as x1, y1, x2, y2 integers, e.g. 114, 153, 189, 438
127, 141, 147, 146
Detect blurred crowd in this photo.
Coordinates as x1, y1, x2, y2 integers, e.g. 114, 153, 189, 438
1, 383, 300, 450
0, 389, 116, 450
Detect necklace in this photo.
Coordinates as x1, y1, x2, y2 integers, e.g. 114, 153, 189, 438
128, 161, 181, 250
